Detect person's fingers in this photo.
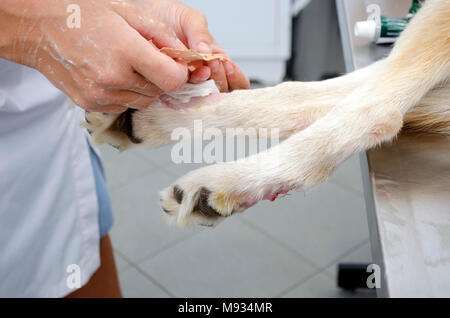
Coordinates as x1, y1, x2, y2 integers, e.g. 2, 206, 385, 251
189, 65, 211, 84
176, 7, 249, 91
209, 43, 250, 91
208, 59, 228, 92
126, 72, 164, 97
181, 9, 215, 53
223, 61, 250, 91
97, 89, 158, 110
95, 105, 128, 114
125, 28, 188, 92
112, 1, 186, 50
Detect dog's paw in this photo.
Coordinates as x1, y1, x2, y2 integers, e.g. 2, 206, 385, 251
82, 110, 140, 150
82, 111, 118, 135
159, 161, 298, 228
159, 164, 260, 227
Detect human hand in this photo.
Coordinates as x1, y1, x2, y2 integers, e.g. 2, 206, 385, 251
147, 0, 250, 92
0, 0, 190, 113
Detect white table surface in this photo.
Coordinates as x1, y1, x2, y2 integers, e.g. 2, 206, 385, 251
336, 0, 450, 297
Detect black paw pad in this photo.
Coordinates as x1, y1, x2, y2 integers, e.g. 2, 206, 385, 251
113, 109, 143, 144
173, 186, 184, 204
195, 188, 221, 217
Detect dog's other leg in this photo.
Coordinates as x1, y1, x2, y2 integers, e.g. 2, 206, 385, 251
404, 85, 450, 136
160, 0, 450, 227
82, 59, 385, 150
132, 60, 385, 147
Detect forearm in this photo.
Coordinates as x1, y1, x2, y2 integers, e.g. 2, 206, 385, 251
0, 1, 21, 61
0, 0, 54, 64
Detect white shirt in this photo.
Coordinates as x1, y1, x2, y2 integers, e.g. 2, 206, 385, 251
0, 59, 100, 297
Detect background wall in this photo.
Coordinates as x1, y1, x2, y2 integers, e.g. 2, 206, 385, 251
290, 0, 346, 81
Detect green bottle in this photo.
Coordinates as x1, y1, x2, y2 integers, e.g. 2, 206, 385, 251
354, 0, 424, 44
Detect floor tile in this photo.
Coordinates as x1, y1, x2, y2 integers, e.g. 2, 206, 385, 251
99, 145, 157, 190
130, 135, 270, 170
109, 170, 194, 263
155, 138, 265, 178
114, 250, 132, 272
325, 241, 372, 279
161, 162, 207, 179
241, 181, 369, 268
97, 144, 120, 161
282, 272, 376, 298
138, 218, 317, 298
132, 145, 175, 167
119, 267, 170, 298
329, 154, 364, 195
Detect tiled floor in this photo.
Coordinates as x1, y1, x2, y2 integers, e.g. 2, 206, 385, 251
99, 143, 376, 298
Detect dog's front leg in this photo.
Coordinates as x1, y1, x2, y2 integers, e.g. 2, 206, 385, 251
83, 58, 384, 150
130, 60, 385, 146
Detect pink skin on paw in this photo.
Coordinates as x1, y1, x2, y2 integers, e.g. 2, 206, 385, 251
161, 92, 227, 110
238, 198, 259, 210
269, 191, 283, 201
237, 186, 296, 211
263, 187, 293, 202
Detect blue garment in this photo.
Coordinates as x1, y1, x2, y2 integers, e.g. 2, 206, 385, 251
88, 143, 114, 238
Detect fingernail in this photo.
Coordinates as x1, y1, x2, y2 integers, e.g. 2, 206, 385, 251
197, 42, 211, 53
224, 61, 234, 75
210, 60, 220, 72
